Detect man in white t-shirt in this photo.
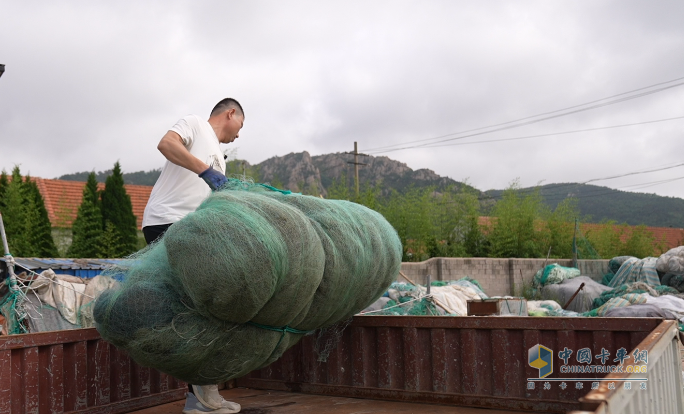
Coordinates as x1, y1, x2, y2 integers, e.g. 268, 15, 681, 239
142, 98, 243, 243
141, 98, 244, 414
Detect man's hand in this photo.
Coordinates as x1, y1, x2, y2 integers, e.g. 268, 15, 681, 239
199, 167, 228, 191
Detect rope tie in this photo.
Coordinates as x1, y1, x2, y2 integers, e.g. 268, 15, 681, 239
246, 321, 311, 351
258, 183, 299, 195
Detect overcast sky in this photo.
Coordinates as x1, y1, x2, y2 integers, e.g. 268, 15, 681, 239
1, 1, 683, 198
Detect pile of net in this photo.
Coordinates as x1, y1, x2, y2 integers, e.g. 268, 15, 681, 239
656, 247, 684, 292
532, 264, 580, 287
366, 278, 487, 316
607, 257, 660, 287
94, 182, 402, 384
0, 269, 117, 334
527, 300, 580, 317
603, 252, 684, 292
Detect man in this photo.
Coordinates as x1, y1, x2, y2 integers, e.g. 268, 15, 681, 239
142, 98, 244, 414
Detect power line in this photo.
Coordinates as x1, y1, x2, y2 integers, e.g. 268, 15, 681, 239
412, 115, 684, 149
362, 76, 684, 154
583, 162, 684, 184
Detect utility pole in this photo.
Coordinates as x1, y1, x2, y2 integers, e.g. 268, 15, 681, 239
345, 142, 368, 199
572, 218, 578, 269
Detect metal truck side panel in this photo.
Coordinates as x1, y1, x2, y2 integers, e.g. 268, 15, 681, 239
0, 328, 186, 414
570, 320, 684, 414
237, 316, 661, 413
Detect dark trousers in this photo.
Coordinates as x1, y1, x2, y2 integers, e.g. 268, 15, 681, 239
142, 223, 194, 393
142, 223, 172, 245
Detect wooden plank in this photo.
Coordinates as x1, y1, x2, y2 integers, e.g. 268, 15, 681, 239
375, 327, 392, 389
0, 350, 11, 414
64, 341, 88, 411
402, 327, 419, 391
158, 372, 170, 393
445, 328, 462, 394
350, 316, 660, 332
431, 329, 447, 393
11, 349, 24, 414
110, 345, 131, 403
149, 369, 160, 395
491, 329, 508, 397
39, 344, 64, 414
557, 329, 577, 402
69, 389, 187, 414
351, 327, 365, 387
87, 339, 111, 407
0, 328, 100, 350
24, 347, 39, 414
130, 364, 150, 398
460, 329, 477, 395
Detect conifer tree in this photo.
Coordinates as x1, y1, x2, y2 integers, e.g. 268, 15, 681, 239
97, 221, 125, 258
1, 167, 29, 255
21, 176, 59, 257
100, 162, 138, 257
0, 170, 8, 209
68, 172, 103, 258
0, 167, 58, 257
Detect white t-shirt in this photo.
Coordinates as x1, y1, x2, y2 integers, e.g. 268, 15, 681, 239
142, 114, 226, 227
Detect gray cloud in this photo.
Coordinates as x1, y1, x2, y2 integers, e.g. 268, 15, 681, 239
1, 0, 683, 198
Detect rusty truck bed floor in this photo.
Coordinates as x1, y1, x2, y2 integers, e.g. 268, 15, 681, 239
131, 387, 525, 414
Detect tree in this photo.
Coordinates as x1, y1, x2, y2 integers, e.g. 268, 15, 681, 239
537, 197, 579, 259
487, 181, 542, 258
0, 170, 8, 208
100, 162, 138, 257
21, 176, 59, 257
225, 159, 260, 182
97, 221, 126, 258
455, 186, 488, 257
327, 172, 351, 201
68, 172, 103, 258
0, 167, 28, 255
623, 225, 659, 258
0, 167, 58, 257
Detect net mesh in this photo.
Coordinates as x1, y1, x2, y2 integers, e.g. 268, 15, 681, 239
94, 180, 402, 384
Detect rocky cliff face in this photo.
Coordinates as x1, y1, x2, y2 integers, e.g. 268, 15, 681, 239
255, 151, 475, 197
257, 151, 324, 195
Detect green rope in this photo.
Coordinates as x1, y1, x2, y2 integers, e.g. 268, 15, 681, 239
0, 291, 27, 334
257, 183, 300, 195
247, 321, 311, 351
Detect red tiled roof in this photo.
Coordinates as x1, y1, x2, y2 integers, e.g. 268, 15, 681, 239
31, 178, 152, 230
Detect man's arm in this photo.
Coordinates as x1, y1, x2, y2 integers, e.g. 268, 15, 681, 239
157, 131, 209, 174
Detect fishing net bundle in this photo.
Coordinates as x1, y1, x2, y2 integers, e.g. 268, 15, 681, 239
532, 263, 580, 287
94, 181, 402, 384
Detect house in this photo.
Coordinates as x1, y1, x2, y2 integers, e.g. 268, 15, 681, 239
31, 177, 152, 230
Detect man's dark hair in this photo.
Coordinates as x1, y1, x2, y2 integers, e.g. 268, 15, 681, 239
210, 98, 244, 118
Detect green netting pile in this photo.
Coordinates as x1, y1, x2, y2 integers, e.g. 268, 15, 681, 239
533, 264, 580, 287
591, 282, 678, 310
94, 181, 402, 384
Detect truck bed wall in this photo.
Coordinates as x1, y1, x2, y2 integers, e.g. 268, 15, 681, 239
0, 329, 186, 414
237, 316, 659, 414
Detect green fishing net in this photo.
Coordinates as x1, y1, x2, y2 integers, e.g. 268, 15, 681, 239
94, 181, 402, 384
591, 283, 679, 309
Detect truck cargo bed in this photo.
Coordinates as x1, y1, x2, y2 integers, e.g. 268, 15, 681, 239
132, 387, 523, 414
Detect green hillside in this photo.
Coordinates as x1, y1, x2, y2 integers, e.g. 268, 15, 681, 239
485, 183, 684, 228
58, 155, 684, 229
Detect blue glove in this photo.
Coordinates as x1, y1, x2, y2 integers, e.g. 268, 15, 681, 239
199, 167, 228, 191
